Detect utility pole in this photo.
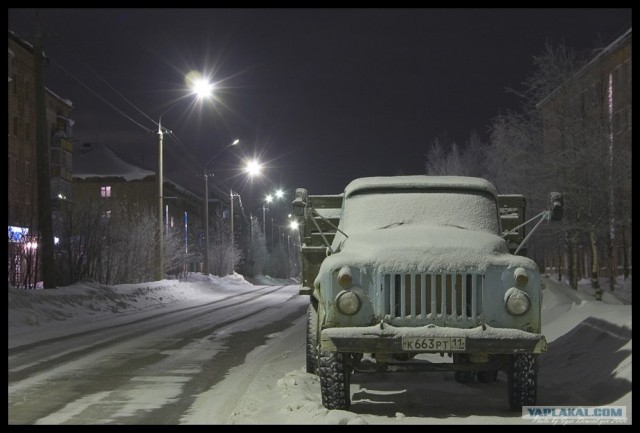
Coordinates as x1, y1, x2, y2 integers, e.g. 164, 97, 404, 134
34, 24, 55, 288
230, 189, 234, 273
201, 138, 239, 276
262, 204, 268, 234
202, 171, 210, 275
156, 121, 164, 281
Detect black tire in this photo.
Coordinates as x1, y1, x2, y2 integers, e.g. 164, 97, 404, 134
318, 350, 351, 410
507, 353, 538, 411
477, 370, 498, 384
454, 371, 476, 384
306, 303, 319, 375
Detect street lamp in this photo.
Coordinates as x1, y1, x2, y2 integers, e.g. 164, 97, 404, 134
244, 159, 262, 177
228, 159, 263, 273
155, 75, 214, 281
203, 139, 240, 275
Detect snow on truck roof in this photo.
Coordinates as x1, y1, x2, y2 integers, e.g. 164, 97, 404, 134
343, 175, 498, 198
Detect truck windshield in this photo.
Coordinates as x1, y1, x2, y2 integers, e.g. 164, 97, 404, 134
341, 189, 500, 235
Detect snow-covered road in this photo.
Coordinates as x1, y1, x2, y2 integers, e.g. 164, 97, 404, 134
9, 282, 307, 424
8, 274, 632, 425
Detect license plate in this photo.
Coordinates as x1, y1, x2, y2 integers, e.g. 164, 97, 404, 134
401, 337, 466, 351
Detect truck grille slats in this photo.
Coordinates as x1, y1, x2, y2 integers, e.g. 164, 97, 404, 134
380, 272, 483, 324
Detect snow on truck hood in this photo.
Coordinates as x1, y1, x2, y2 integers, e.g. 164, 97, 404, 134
322, 224, 537, 274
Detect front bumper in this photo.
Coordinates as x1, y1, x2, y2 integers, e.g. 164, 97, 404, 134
320, 323, 547, 354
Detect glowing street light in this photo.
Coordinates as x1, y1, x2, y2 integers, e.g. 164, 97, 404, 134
245, 159, 262, 177
155, 74, 213, 281
263, 188, 289, 247
192, 78, 214, 99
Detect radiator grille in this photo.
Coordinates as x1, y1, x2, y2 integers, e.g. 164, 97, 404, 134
380, 272, 483, 324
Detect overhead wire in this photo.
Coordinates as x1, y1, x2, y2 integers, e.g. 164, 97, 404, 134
38, 22, 207, 181
21, 14, 238, 199
49, 60, 154, 134
43, 24, 160, 128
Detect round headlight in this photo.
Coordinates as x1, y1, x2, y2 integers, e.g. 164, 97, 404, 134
505, 288, 530, 316
514, 267, 529, 287
336, 290, 361, 316
337, 266, 353, 288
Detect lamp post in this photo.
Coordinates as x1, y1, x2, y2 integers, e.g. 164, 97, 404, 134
263, 195, 271, 234
271, 218, 275, 250
156, 120, 165, 281
227, 160, 263, 274
155, 75, 214, 281
229, 189, 241, 273
202, 170, 210, 274
202, 139, 239, 275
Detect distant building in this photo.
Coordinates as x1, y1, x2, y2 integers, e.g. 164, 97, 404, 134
72, 143, 206, 273
8, 30, 74, 287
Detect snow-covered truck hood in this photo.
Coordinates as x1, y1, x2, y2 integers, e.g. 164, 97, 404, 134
323, 224, 537, 274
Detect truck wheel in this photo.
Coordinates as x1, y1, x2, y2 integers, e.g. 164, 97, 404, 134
477, 370, 498, 383
507, 354, 538, 411
306, 303, 319, 375
318, 350, 351, 410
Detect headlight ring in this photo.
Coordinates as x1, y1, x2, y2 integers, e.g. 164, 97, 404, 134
335, 290, 361, 316
504, 287, 531, 316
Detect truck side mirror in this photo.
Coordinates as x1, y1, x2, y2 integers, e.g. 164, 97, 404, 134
292, 188, 308, 217
548, 192, 563, 221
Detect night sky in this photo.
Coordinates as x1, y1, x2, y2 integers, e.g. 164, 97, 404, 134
8, 8, 632, 222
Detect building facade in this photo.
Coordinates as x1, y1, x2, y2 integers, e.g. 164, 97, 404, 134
538, 27, 632, 278
539, 28, 631, 157
8, 30, 74, 288
72, 143, 206, 276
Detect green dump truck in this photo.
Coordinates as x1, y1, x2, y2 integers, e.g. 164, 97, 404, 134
292, 175, 563, 411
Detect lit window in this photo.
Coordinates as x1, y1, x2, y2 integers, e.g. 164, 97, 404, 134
100, 186, 111, 198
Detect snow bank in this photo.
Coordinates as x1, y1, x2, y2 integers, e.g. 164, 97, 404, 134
8, 273, 253, 331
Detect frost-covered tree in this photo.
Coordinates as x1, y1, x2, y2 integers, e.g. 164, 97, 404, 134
487, 40, 631, 296
242, 216, 268, 277
264, 243, 289, 278
459, 131, 489, 178
208, 209, 241, 276
59, 198, 183, 285
424, 133, 464, 175
424, 134, 449, 175
425, 131, 489, 178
